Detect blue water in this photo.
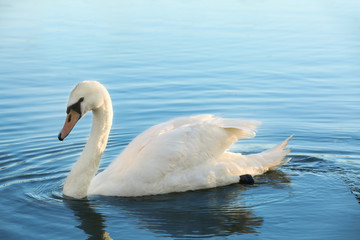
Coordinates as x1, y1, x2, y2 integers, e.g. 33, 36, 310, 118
1, 0, 360, 239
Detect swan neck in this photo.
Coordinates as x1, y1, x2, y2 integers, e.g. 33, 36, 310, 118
63, 98, 113, 199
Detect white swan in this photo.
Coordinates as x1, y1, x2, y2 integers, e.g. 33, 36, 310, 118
58, 81, 293, 199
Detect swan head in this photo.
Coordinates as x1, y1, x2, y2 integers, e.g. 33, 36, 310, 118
58, 81, 109, 141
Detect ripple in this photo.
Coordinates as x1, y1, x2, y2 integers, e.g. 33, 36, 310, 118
284, 155, 360, 202
25, 180, 64, 203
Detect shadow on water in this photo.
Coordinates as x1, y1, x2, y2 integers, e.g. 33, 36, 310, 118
64, 170, 292, 239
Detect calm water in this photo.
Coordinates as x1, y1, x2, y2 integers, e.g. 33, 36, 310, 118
1, 0, 360, 239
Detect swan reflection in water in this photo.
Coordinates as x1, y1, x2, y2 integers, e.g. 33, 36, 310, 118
64, 170, 291, 239
64, 199, 111, 240
63, 171, 289, 239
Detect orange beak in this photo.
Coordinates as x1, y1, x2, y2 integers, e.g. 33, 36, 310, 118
58, 109, 81, 141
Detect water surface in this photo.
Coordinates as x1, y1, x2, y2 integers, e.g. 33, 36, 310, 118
1, 0, 360, 239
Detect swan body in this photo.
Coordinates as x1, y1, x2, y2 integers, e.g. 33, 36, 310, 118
59, 81, 292, 199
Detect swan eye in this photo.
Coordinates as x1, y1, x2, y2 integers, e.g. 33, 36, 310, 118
66, 97, 85, 117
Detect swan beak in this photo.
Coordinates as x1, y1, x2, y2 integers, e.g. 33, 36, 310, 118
58, 109, 81, 141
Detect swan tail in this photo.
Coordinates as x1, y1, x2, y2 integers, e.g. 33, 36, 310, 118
243, 134, 293, 175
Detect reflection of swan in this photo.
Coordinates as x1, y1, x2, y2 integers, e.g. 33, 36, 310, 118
64, 171, 291, 239
105, 186, 264, 237
65, 185, 268, 239
58, 81, 292, 199
64, 199, 113, 240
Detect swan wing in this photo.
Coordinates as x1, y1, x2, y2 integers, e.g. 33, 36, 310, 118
125, 114, 260, 157
89, 115, 261, 196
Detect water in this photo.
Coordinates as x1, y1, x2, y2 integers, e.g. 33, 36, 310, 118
1, 0, 360, 239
